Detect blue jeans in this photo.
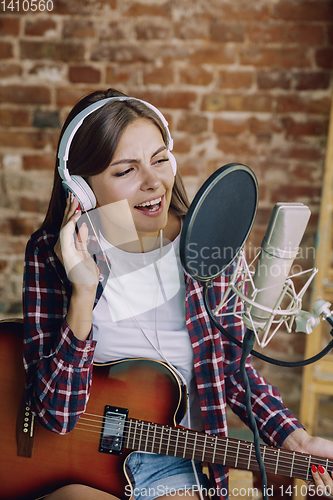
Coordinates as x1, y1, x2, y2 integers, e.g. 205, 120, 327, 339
125, 452, 211, 500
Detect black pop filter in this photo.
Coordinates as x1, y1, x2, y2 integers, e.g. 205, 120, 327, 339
180, 163, 258, 284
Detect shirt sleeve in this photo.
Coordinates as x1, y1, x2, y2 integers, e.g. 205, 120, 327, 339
23, 232, 97, 434
224, 352, 304, 447
220, 287, 304, 448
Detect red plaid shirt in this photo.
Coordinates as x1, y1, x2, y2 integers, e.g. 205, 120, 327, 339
23, 228, 303, 499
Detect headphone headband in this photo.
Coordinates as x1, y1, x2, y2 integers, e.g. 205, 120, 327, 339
58, 96, 174, 181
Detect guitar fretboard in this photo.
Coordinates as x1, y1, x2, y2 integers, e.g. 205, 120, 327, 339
122, 418, 332, 482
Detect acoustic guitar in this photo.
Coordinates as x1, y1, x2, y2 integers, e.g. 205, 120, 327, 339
0, 321, 330, 500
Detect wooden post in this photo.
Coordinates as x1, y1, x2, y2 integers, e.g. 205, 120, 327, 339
293, 96, 333, 499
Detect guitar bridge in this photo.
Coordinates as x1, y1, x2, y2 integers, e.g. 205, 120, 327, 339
16, 396, 35, 458
99, 405, 128, 455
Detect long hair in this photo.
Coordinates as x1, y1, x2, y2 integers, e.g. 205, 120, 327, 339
40, 88, 190, 232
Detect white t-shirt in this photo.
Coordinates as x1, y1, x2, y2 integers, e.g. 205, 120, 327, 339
92, 233, 203, 430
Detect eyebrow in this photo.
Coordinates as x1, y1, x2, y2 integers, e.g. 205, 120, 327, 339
110, 146, 167, 167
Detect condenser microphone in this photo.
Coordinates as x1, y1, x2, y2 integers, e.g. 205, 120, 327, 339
179, 165, 333, 500
246, 203, 311, 329
180, 165, 333, 361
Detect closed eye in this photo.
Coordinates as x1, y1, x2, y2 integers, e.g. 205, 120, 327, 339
114, 167, 134, 177
153, 158, 169, 165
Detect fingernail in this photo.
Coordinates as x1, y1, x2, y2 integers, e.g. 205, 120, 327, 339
318, 465, 325, 474
74, 207, 81, 214
312, 465, 317, 473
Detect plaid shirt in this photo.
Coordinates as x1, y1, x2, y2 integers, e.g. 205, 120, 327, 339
23, 228, 303, 499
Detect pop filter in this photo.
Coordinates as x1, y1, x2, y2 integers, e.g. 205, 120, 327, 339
180, 163, 258, 284
179, 163, 333, 500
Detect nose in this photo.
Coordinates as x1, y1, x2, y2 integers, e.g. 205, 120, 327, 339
140, 164, 161, 191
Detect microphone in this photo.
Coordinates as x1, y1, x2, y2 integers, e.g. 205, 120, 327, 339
213, 202, 320, 347
179, 164, 333, 500
245, 203, 311, 329
179, 164, 327, 348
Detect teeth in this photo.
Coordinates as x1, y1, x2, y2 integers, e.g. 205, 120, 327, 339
136, 197, 162, 208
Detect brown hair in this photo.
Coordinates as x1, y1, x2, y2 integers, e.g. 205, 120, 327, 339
40, 88, 190, 232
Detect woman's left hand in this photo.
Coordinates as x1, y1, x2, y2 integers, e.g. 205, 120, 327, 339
283, 429, 333, 495
310, 463, 333, 496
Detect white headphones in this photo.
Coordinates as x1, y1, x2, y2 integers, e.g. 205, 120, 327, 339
57, 96, 177, 212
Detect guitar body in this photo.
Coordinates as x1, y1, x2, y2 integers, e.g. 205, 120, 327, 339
0, 321, 184, 500
2, 321, 331, 498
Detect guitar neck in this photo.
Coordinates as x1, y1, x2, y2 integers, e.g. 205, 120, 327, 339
124, 418, 332, 482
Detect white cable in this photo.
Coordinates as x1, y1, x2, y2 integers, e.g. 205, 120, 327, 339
186, 399, 205, 500
84, 211, 186, 385
84, 212, 204, 495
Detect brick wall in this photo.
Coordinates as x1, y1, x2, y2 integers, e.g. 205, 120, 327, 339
0, 0, 332, 425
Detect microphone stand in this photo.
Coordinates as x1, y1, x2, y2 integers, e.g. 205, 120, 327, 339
239, 328, 268, 500
202, 287, 269, 499
202, 286, 333, 500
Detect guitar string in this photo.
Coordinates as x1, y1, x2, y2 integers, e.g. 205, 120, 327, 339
72, 425, 320, 481
73, 416, 331, 478
75, 413, 317, 471
71, 216, 329, 481
76, 411, 312, 470
76, 413, 329, 471
76, 214, 326, 480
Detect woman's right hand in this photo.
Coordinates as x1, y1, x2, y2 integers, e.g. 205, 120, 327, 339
54, 192, 99, 291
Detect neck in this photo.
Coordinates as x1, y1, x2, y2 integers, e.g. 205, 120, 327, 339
138, 231, 162, 253
98, 211, 181, 254
120, 232, 162, 253
100, 228, 162, 254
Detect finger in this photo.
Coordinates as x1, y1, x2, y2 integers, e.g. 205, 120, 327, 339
317, 465, 333, 488
65, 204, 81, 230
60, 192, 77, 231
311, 464, 333, 498
76, 222, 89, 252
66, 191, 80, 213
60, 210, 81, 253
312, 465, 325, 487
68, 194, 80, 218
60, 191, 72, 227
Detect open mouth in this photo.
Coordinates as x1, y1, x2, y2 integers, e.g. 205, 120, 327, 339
135, 196, 162, 213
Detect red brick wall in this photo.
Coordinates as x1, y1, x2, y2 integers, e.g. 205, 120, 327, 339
0, 0, 332, 422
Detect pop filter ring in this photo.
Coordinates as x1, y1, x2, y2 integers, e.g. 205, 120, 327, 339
180, 163, 258, 284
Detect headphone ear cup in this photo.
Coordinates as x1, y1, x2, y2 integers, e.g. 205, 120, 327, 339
168, 151, 177, 176
62, 176, 96, 212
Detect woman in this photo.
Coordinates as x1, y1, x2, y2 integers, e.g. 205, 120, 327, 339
23, 88, 333, 500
